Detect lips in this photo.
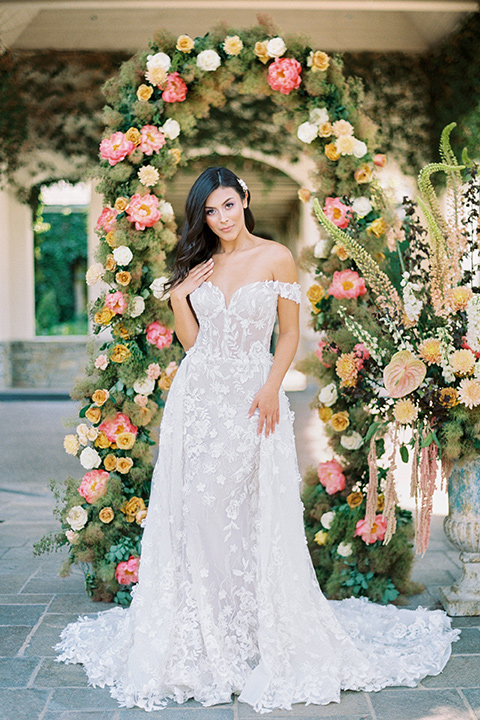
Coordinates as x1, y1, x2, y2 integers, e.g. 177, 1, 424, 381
221, 225, 234, 232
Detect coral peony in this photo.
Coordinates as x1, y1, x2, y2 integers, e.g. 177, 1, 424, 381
323, 197, 351, 229
104, 291, 127, 315
162, 72, 188, 103
140, 125, 166, 155
99, 131, 135, 166
98, 412, 138, 443
355, 515, 387, 544
125, 193, 161, 231
115, 555, 140, 585
96, 206, 118, 233
146, 321, 173, 349
317, 459, 346, 494
268, 57, 302, 95
383, 350, 426, 398
328, 270, 366, 299
78, 469, 109, 504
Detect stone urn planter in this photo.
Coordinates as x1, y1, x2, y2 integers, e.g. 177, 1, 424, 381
440, 458, 480, 616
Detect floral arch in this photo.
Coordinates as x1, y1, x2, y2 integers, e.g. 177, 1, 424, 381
36, 20, 416, 605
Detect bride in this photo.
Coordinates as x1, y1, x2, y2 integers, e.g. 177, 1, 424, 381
56, 166, 459, 713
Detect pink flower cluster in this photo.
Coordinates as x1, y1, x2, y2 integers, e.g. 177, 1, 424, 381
146, 321, 173, 350
323, 197, 351, 229
328, 270, 367, 300
146, 363, 161, 380
96, 207, 118, 233
98, 412, 138, 443
268, 57, 302, 95
317, 459, 346, 495
115, 555, 140, 585
100, 131, 135, 166
355, 515, 387, 544
78, 469, 109, 504
162, 72, 188, 103
315, 340, 336, 368
353, 343, 370, 369
140, 125, 166, 155
105, 291, 128, 315
126, 193, 161, 231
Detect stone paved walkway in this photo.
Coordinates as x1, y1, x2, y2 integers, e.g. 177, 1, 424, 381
1, 392, 480, 720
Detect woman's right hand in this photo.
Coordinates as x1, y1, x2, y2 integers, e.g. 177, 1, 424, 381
170, 258, 214, 301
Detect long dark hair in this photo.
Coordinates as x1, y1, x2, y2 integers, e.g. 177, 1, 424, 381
165, 167, 255, 292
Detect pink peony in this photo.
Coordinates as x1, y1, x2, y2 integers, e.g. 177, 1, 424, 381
104, 291, 128, 315
162, 72, 188, 103
146, 362, 161, 380
317, 459, 346, 495
115, 555, 140, 585
96, 206, 118, 233
125, 193, 161, 231
78, 469, 109, 504
268, 57, 302, 95
98, 412, 138, 443
355, 515, 387, 544
328, 270, 367, 299
146, 321, 173, 350
323, 197, 352, 229
99, 131, 135, 166
140, 125, 166, 155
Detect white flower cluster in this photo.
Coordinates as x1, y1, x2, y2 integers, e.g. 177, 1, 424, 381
297, 111, 367, 159
337, 307, 384, 363
437, 325, 456, 383
318, 382, 337, 406
401, 273, 422, 323
467, 294, 480, 353
340, 432, 363, 450
150, 275, 170, 299
297, 107, 329, 144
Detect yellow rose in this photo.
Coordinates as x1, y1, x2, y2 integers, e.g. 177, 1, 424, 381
113, 324, 132, 340
254, 41, 270, 64
121, 496, 145, 523
309, 50, 329, 72
176, 34, 195, 52
85, 406, 102, 424
124, 128, 141, 146
318, 122, 332, 138
354, 164, 373, 184
223, 35, 243, 56
297, 188, 311, 203
95, 431, 111, 449
104, 453, 117, 471
114, 196, 129, 212
63, 434, 79, 455
330, 411, 350, 432
92, 389, 109, 406
347, 491, 363, 509
314, 530, 328, 546
105, 231, 118, 248
94, 307, 115, 325
169, 148, 181, 164
306, 284, 324, 304
332, 245, 349, 260
116, 271, 131, 286
318, 406, 333, 423
324, 142, 340, 162
105, 254, 117, 272
158, 374, 173, 390
116, 457, 134, 474
367, 218, 387, 238
99, 507, 114, 524
136, 84, 153, 102
110, 344, 131, 363
116, 431, 136, 450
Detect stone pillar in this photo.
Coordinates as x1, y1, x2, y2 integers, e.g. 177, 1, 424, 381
86, 181, 106, 313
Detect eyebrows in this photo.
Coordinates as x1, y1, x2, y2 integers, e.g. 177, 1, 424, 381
204, 196, 235, 210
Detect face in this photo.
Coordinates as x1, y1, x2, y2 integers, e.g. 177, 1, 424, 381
204, 186, 248, 241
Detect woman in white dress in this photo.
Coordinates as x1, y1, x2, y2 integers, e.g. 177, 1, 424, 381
56, 167, 459, 713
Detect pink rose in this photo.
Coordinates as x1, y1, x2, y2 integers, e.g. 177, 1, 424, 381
317, 459, 346, 494
146, 321, 173, 350
140, 125, 166, 155
373, 153, 387, 167
96, 207, 118, 233
355, 515, 387, 544
94, 354, 109, 370
328, 270, 367, 300
125, 193, 161, 231
162, 72, 188, 103
146, 362, 161, 380
134, 394, 149, 407
98, 412, 138, 443
99, 131, 135, 166
115, 555, 140, 585
323, 197, 352, 229
104, 291, 128, 315
268, 57, 302, 95
78, 469, 109, 504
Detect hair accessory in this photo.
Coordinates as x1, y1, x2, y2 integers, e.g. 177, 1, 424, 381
237, 177, 249, 196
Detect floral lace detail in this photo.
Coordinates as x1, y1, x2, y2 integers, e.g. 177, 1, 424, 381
55, 280, 459, 713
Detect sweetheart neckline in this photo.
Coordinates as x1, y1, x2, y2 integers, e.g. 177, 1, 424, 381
201, 279, 299, 311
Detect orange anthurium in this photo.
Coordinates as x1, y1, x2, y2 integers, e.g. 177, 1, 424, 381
383, 350, 427, 398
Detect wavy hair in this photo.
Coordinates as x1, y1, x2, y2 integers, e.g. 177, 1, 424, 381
165, 167, 255, 293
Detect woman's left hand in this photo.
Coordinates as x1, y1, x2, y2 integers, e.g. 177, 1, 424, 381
247, 384, 280, 438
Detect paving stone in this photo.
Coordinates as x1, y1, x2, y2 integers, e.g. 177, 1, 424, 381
48, 594, 115, 614
451, 628, 480, 655
452, 617, 480, 629
0, 574, 33, 593
43, 713, 117, 720
25, 616, 77, 657
21, 577, 86, 595
0, 604, 45, 626
119, 709, 235, 720
238, 692, 370, 718
33, 658, 91, 688
0, 594, 52, 605
369, 688, 471, 720
0, 688, 49, 720
47, 687, 125, 712
421, 655, 480, 688
462, 688, 480, 718
0, 657, 40, 688
0, 625, 32, 656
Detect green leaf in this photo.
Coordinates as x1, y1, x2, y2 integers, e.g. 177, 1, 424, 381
79, 403, 90, 418
400, 444, 409, 463
420, 431, 434, 448
365, 421, 382, 444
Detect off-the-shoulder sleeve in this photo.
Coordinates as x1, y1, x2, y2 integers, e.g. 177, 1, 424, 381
277, 281, 301, 304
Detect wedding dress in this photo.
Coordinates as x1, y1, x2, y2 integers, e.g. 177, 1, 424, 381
56, 279, 459, 713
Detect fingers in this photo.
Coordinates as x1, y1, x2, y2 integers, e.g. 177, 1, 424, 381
257, 410, 280, 437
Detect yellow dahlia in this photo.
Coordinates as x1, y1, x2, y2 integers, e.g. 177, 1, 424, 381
459, 378, 480, 408
450, 349, 475, 376
418, 338, 442, 365
393, 398, 418, 424
336, 352, 359, 387
448, 286, 473, 312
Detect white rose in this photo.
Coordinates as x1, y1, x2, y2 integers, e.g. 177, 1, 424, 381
65, 529, 80, 544
352, 139, 368, 158
340, 432, 364, 450
318, 382, 337, 407
321, 511, 335, 529
161, 118, 181, 139
146, 52, 171, 73
85, 263, 104, 286
79, 447, 101, 470
129, 296, 145, 318
352, 197, 372, 218
337, 541, 353, 557
158, 201, 174, 222
133, 377, 156, 395
150, 276, 170, 300
113, 245, 133, 266
86, 427, 98, 442
196, 49, 221, 72
313, 239, 330, 259
309, 107, 329, 125
66, 505, 88, 531
76, 423, 89, 438
297, 121, 318, 144
266, 37, 287, 58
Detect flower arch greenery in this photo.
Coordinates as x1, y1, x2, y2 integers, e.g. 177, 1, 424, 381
35, 18, 416, 605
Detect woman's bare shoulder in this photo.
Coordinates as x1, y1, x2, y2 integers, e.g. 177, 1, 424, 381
253, 238, 297, 282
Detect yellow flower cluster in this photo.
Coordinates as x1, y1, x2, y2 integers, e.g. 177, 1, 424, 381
330, 411, 349, 432
393, 398, 418, 425
418, 338, 442, 365
335, 353, 359, 388
121, 496, 147, 524
306, 284, 324, 314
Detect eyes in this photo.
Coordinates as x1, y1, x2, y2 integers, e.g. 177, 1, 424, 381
205, 201, 235, 217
